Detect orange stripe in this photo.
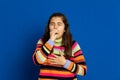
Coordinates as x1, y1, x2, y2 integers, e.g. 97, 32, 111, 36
82, 68, 84, 76
74, 55, 84, 61
36, 48, 41, 51
45, 42, 52, 50
68, 62, 74, 70
40, 69, 73, 74
75, 60, 85, 63
81, 65, 87, 70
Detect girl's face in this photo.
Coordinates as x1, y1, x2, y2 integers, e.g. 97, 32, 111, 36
49, 17, 65, 39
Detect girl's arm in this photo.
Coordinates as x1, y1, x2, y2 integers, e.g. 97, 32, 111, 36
63, 41, 87, 76
32, 38, 54, 65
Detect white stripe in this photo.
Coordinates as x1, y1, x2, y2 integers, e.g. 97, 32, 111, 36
43, 46, 50, 54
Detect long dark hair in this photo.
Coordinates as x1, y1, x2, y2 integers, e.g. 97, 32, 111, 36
42, 12, 73, 57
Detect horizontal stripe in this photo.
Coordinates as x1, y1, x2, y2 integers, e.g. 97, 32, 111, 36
32, 38, 87, 77
41, 65, 66, 70
45, 42, 52, 51
53, 48, 64, 52
36, 44, 42, 48
73, 50, 83, 57
71, 55, 84, 61
53, 46, 65, 50
40, 69, 74, 75
40, 73, 75, 77
77, 62, 86, 65
39, 76, 76, 80
38, 78, 55, 80
52, 49, 64, 55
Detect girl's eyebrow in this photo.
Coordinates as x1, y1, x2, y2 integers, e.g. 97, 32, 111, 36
50, 21, 54, 23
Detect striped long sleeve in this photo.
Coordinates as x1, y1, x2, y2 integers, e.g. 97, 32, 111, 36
32, 38, 54, 65
63, 41, 87, 76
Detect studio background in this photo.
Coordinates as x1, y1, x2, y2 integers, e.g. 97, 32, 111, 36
0, 0, 120, 80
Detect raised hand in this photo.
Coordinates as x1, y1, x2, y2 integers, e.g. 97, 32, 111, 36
50, 29, 58, 41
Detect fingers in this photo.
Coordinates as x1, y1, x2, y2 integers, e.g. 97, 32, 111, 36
50, 29, 58, 41
50, 29, 57, 35
48, 56, 56, 59
51, 54, 59, 58
47, 58, 58, 64
48, 58, 55, 62
48, 55, 58, 64
59, 51, 63, 57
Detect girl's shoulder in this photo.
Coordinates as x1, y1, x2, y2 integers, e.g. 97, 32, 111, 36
37, 38, 43, 44
72, 40, 81, 50
72, 40, 79, 46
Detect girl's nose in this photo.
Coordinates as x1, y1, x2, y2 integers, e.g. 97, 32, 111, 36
54, 24, 58, 29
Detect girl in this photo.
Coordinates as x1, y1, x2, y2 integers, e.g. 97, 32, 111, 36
32, 12, 87, 80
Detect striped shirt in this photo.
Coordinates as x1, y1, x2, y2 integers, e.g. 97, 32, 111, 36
32, 38, 87, 80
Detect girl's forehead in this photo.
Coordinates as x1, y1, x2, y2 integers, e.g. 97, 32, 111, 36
50, 17, 63, 23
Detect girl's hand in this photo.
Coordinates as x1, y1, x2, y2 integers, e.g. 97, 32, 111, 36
50, 29, 58, 41
48, 51, 66, 66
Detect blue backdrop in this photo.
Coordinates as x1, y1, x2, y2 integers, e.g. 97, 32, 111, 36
0, 0, 120, 80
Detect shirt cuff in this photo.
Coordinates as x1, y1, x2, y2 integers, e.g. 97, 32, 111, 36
47, 39, 54, 47
63, 59, 71, 69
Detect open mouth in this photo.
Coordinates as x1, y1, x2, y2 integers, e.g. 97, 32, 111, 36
55, 33, 58, 35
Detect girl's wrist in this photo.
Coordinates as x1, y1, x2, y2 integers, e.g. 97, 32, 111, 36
62, 59, 66, 66
50, 38, 55, 41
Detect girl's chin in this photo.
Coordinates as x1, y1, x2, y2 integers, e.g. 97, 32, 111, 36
56, 34, 63, 39
56, 36, 62, 39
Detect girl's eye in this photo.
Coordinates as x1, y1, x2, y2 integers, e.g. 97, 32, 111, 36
58, 22, 62, 26
50, 22, 54, 26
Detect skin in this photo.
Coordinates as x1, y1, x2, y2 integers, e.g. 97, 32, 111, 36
49, 17, 65, 41
48, 17, 66, 66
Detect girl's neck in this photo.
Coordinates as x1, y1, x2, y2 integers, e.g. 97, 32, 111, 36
54, 37, 62, 46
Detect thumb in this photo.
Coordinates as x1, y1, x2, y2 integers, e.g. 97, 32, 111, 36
54, 34, 57, 38
59, 51, 63, 56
